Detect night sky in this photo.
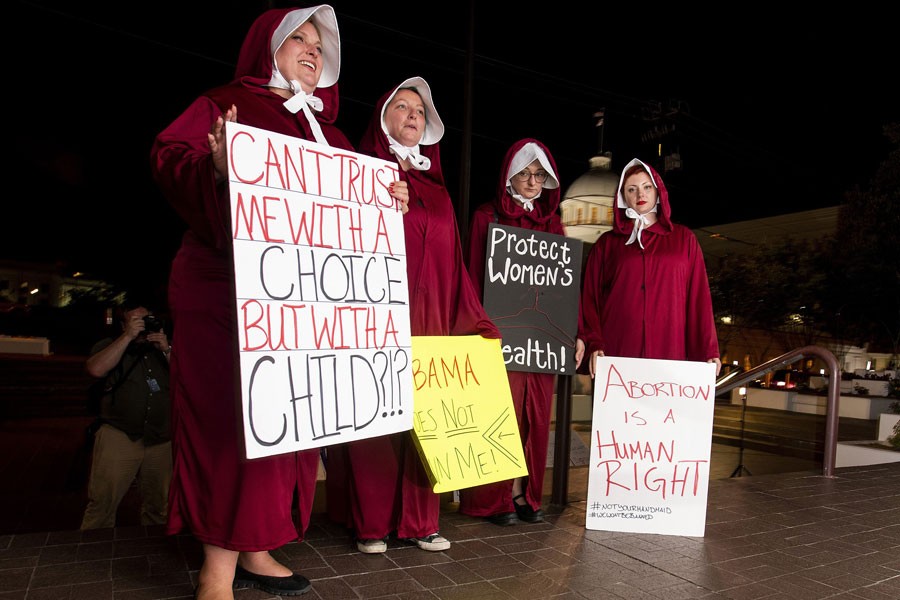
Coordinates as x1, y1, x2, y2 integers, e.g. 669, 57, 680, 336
8, 0, 897, 300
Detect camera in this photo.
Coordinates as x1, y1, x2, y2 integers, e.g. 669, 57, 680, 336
143, 314, 163, 332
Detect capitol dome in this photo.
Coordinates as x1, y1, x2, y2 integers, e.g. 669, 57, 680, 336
560, 153, 619, 245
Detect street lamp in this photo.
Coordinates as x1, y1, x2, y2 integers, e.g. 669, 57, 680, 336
730, 387, 752, 477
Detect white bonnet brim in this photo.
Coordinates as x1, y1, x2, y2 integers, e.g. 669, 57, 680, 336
380, 76, 445, 145
506, 142, 559, 189
271, 5, 341, 88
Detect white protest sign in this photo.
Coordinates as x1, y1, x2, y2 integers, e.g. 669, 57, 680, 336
586, 356, 716, 536
226, 122, 412, 459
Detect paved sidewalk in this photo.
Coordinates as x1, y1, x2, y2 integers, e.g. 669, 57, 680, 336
2, 458, 898, 599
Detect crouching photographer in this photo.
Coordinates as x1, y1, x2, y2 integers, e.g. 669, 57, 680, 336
80, 298, 172, 530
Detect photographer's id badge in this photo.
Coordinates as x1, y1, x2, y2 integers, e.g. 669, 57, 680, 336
146, 377, 161, 393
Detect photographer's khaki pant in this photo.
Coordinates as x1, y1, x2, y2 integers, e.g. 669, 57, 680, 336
80, 424, 171, 530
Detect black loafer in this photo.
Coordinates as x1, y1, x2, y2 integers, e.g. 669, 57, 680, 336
234, 565, 311, 596
514, 502, 544, 523
486, 511, 517, 526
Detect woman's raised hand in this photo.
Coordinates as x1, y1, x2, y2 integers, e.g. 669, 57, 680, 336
209, 104, 238, 180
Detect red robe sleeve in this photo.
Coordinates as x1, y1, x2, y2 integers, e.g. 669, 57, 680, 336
151, 96, 231, 250
683, 230, 719, 362
465, 206, 494, 300
577, 234, 608, 361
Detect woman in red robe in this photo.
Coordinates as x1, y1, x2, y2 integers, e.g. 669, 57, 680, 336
150, 6, 351, 598
459, 139, 568, 525
578, 158, 721, 377
344, 76, 500, 554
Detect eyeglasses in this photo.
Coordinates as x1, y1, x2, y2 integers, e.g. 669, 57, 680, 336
513, 169, 549, 183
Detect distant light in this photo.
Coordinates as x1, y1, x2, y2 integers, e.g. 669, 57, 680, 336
776, 381, 786, 387
72, 272, 83, 278
733, 360, 739, 366
866, 360, 872, 370
739, 387, 746, 396
820, 369, 825, 375
29, 288, 39, 295
720, 316, 733, 324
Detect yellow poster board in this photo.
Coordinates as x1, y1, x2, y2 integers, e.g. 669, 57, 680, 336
410, 335, 527, 493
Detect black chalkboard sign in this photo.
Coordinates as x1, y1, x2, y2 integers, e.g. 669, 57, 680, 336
482, 224, 583, 375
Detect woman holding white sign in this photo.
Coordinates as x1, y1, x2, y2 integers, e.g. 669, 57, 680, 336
577, 158, 721, 377
150, 5, 354, 598
460, 138, 568, 526
340, 76, 500, 554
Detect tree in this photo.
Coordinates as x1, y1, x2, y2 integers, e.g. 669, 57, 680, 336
822, 123, 900, 362
709, 236, 832, 364
708, 123, 899, 368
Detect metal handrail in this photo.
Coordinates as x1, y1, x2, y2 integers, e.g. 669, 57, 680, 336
715, 345, 841, 478
550, 344, 841, 506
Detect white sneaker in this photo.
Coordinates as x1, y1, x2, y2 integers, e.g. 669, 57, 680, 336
408, 533, 450, 552
357, 538, 387, 554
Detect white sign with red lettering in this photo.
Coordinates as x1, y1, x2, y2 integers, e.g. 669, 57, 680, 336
226, 122, 412, 459
585, 356, 716, 536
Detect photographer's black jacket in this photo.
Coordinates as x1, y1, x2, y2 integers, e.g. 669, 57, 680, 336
90, 339, 171, 445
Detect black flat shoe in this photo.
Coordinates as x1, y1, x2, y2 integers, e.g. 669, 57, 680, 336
234, 565, 311, 596
486, 511, 517, 526
513, 494, 544, 523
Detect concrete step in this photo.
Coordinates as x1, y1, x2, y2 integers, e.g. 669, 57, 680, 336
0, 354, 95, 418
711, 403, 877, 460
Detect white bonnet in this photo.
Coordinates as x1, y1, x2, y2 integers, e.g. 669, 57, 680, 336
380, 76, 445, 145
270, 5, 341, 88
506, 142, 559, 189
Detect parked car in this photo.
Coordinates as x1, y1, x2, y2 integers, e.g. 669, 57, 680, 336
757, 368, 808, 390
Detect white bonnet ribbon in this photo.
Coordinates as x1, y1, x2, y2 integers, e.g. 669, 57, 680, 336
508, 187, 540, 212
387, 135, 431, 171
283, 82, 326, 145
624, 205, 658, 249
272, 73, 327, 145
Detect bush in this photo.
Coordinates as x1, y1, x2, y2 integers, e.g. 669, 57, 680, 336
889, 377, 900, 399
888, 420, 900, 449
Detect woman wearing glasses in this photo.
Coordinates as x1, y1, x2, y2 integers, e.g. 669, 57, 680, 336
460, 138, 571, 525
